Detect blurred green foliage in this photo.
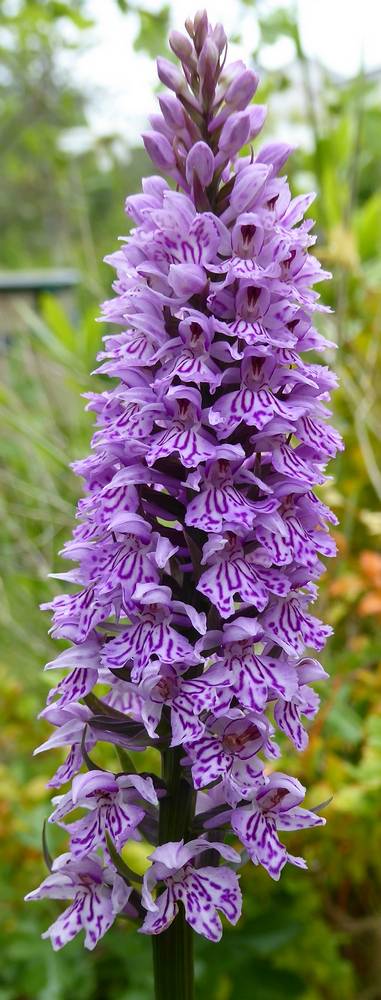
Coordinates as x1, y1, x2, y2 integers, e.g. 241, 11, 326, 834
1, 2, 381, 998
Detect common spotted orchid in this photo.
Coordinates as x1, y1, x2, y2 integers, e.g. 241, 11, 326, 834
28, 10, 338, 998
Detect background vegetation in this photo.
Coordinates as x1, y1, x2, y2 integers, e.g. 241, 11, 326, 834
1, 2, 381, 997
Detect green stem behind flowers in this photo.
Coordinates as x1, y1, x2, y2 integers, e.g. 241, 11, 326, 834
152, 747, 196, 1000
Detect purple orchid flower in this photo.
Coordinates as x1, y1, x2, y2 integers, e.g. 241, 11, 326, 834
140, 838, 241, 941
184, 712, 278, 802
26, 854, 135, 950
49, 769, 158, 856
28, 13, 338, 992
231, 772, 325, 880
137, 660, 220, 743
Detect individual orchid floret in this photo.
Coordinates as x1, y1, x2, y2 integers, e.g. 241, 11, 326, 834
197, 531, 290, 618
273, 657, 329, 750
261, 592, 333, 657
206, 620, 298, 713
232, 772, 325, 879
140, 838, 241, 941
49, 770, 158, 856
185, 712, 277, 803
26, 854, 135, 951
45, 666, 97, 711
100, 584, 205, 682
34, 703, 96, 788
137, 660, 220, 743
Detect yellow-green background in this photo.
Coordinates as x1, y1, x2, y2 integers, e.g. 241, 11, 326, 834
1, 2, 381, 997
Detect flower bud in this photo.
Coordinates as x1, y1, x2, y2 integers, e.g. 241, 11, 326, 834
199, 37, 219, 77
193, 9, 209, 53
159, 95, 202, 149
157, 57, 186, 95
198, 37, 220, 107
168, 262, 207, 297
159, 93, 186, 130
157, 57, 200, 112
142, 131, 176, 171
248, 105, 267, 141
218, 111, 251, 158
141, 176, 168, 198
186, 142, 215, 187
212, 23, 227, 56
148, 114, 171, 139
256, 142, 294, 177
169, 30, 195, 66
209, 62, 249, 131
185, 16, 195, 39
225, 69, 259, 110
219, 59, 246, 91
220, 163, 270, 223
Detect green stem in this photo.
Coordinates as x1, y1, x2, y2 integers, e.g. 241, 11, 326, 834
152, 905, 194, 1000
152, 747, 195, 1000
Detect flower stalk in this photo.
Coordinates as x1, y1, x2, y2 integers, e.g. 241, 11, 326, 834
153, 748, 195, 1000
159, 747, 196, 844
152, 903, 194, 1000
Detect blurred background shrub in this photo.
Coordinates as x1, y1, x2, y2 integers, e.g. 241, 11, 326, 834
1, 2, 381, 997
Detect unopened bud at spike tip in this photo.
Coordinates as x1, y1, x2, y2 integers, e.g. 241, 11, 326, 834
194, 9, 209, 53
225, 68, 259, 109
217, 110, 252, 160
248, 105, 268, 141
184, 16, 194, 38
186, 141, 215, 187
212, 23, 228, 55
142, 131, 176, 171
256, 141, 295, 177
169, 29, 194, 65
199, 37, 219, 80
156, 56, 186, 95
199, 37, 220, 106
159, 93, 186, 130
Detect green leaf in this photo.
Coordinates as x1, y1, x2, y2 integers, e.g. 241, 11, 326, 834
49, 2, 93, 28
42, 819, 53, 871
40, 294, 76, 353
83, 692, 130, 720
354, 192, 381, 260
81, 725, 104, 771
324, 690, 363, 745
105, 833, 143, 884
259, 9, 300, 52
116, 745, 137, 774
134, 6, 170, 58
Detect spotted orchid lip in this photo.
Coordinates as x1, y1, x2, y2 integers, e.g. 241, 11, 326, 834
28, 9, 335, 954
